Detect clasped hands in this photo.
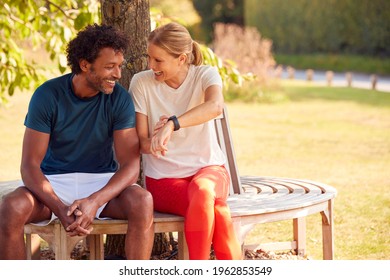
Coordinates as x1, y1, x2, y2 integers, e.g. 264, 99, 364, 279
61, 197, 98, 237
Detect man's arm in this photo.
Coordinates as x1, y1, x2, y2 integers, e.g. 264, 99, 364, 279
93, 126, 141, 204
20, 128, 82, 231
136, 112, 152, 154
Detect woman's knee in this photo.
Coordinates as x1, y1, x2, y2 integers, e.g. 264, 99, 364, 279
188, 180, 215, 202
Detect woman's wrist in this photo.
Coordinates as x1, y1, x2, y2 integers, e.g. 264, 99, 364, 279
167, 115, 180, 131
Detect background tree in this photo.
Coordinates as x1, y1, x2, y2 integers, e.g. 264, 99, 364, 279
244, 0, 390, 56
100, 0, 186, 254
191, 0, 244, 43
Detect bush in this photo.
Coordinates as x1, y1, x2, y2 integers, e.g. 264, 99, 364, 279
212, 23, 276, 84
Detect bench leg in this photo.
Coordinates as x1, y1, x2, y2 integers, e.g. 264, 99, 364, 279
321, 199, 334, 260
293, 217, 306, 257
57, 224, 84, 260
232, 218, 254, 258
177, 231, 189, 260
25, 233, 41, 260
87, 234, 105, 260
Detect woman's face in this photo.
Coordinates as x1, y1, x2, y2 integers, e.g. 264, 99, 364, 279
147, 43, 187, 88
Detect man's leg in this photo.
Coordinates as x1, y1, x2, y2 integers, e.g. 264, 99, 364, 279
100, 184, 154, 260
0, 187, 51, 259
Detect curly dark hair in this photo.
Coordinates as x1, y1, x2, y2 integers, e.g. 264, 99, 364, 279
66, 24, 129, 74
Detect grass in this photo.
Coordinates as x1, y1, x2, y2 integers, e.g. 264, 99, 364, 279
1, 80, 389, 260
275, 53, 390, 76
226, 81, 390, 260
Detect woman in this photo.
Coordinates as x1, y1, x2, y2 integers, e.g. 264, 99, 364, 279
129, 22, 241, 260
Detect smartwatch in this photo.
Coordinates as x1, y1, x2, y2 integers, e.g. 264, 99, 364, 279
168, 115, 180, 131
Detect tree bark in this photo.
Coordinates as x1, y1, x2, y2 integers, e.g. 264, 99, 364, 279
101, 0, 150, 90
101, 0, 150, 258
100, 0, 172, 259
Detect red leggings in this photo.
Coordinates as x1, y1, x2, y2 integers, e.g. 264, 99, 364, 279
146, 165, 241, 260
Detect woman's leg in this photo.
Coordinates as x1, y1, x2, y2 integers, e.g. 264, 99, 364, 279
145, 177, 190, 217
147, 174, 213, 259
212, 199, 242, 259
186, 165, 241, 260
146, 166, 241, 260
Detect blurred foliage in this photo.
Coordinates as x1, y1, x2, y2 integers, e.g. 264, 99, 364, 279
0, 0, 100, 104
245, 0, 390, 56
200, 44, 254, 91
224, 79, 287, 103
0, 0, 251, 104
213, 23, 275, 83
150, 0, 200, 26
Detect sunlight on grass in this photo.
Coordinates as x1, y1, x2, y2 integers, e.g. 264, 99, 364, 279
0, 92, 31, 180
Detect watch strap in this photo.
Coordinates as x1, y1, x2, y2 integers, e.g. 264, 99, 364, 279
168, 115, 180, 131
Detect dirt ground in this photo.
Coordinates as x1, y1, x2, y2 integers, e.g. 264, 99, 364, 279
39, 241, 308, 260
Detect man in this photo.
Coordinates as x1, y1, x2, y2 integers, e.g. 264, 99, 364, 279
0, 24, 154, 260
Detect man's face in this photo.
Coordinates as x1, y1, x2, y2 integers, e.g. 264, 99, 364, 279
85, 47, 125, 94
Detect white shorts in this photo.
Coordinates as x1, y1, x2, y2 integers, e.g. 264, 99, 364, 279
25, 172, 115, 226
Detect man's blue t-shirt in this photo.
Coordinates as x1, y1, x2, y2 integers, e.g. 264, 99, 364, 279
24, 73, 135, 175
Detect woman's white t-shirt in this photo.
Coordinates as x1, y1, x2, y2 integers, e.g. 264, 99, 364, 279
130, 65, 226, 179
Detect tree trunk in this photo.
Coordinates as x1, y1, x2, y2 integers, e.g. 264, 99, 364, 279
101, 0, 150, 90
100, 0, 172, 259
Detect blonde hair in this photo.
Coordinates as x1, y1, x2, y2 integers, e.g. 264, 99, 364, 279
148, 22, 203, 66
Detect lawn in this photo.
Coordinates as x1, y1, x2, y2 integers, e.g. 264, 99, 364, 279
227, 81, 390, 260
0, 80, 389, 260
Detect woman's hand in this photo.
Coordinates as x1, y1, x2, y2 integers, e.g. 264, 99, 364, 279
150, 115, 174, 158
153, 115, 169, 136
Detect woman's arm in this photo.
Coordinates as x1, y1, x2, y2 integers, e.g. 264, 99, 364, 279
150, 84, 224, 157
174, 84, 224, 129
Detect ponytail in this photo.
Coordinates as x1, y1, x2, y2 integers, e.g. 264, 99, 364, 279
191, 41, 203, 66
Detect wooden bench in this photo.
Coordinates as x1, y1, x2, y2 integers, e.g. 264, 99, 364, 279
0, 106, 337, 260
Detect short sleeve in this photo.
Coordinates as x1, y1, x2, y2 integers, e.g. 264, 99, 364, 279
24, 83, 56, 134
112, 85, 136, 130
201, 66, 223, 92
129, 73, 148, 116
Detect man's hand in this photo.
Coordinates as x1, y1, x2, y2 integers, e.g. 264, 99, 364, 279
63, 197, 99, 236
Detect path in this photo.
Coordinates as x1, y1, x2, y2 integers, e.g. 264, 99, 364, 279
279, 68, 390, 92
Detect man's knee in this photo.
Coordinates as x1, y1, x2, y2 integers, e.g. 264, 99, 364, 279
123, 185, 153, 214
0, 189, 32, 228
